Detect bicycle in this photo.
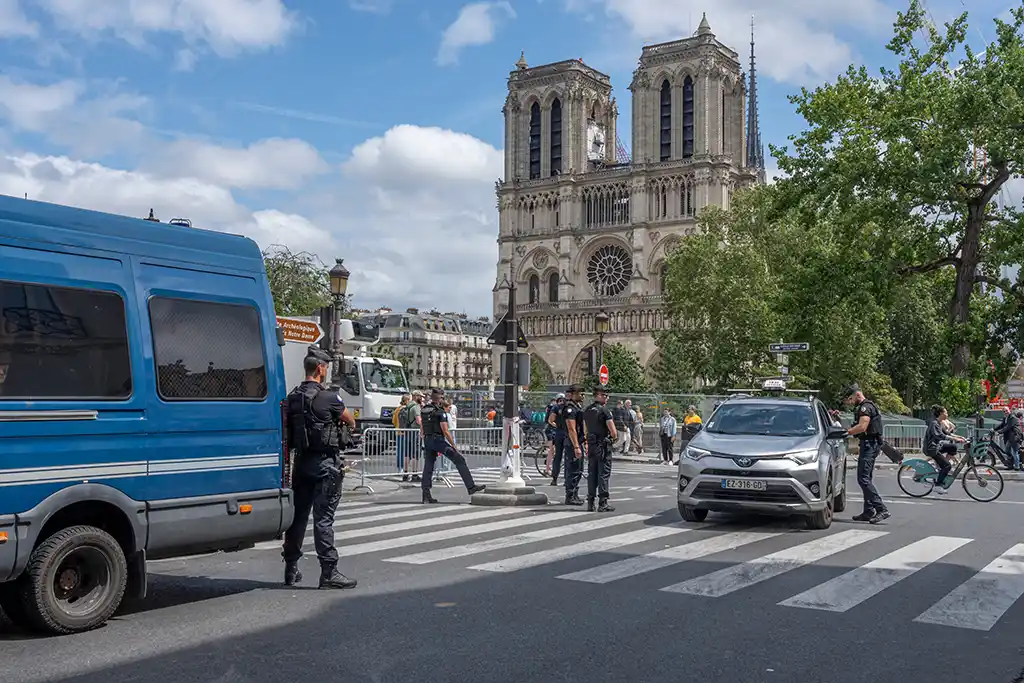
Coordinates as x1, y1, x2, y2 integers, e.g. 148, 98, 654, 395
974, 430, 1016, 470
897, 438, 1005, 501
531, 442, 588, 478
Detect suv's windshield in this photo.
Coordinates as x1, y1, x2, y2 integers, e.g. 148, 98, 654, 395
361, 361, 408, 394
705, 403, 818, 437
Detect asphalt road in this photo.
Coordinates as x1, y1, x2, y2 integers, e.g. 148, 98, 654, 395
4, 462, 1024, 683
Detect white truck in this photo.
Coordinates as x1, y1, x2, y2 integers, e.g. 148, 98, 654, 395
279, 316, 409, 429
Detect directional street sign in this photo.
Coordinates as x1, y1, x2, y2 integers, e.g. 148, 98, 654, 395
769, 342, 809, 353
598, 364, 609, 387
277, 316, 324, 344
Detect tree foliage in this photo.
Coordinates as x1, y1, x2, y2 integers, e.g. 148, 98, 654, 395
774, 0, 1024, 377
583, 343, 649, 394
529, 354, 553, 392
263, 245, 336, 317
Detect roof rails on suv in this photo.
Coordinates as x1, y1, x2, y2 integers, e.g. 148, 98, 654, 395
722, 378, 821, 402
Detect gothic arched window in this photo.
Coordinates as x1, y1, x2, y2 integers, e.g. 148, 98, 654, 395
659, 79, 672, 161
550, 98, 562, 176
682, 76, 694, 158
587, 245, 632, 298
548, 272, 559, 302
529, 102, 541, 179
528, 274, 540, 304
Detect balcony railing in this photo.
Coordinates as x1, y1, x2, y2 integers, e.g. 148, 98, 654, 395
500, 294, 666, 315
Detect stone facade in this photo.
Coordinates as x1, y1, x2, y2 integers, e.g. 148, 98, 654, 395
493, 14, 764, 385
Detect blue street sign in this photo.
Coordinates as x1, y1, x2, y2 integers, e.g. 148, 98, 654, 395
769, 342, 809, 353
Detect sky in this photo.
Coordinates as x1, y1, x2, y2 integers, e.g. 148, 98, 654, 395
0, 0, 1014, 318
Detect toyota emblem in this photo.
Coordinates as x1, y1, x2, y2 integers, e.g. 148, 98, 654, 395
736, 457, 753, 468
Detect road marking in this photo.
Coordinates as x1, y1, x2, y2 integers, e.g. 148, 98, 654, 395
331, 505, 470, 527
914, 543, 1024, 631
469, 524, 689, 573
335, 503, 421, 517
340, 511, 575, 557
779, 536, 971, 612
660, 529, 887, 597
316, 507, 521, 541
558, 530, 785, 584
847, 496, 931, 506
385, 514, 648, 565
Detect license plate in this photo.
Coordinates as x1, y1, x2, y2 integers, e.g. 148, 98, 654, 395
721, 478, 766, 491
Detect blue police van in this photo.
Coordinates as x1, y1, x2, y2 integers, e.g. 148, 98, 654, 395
0, 197, 295, 634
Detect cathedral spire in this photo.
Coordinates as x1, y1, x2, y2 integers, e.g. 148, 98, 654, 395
746, 16, 766, 183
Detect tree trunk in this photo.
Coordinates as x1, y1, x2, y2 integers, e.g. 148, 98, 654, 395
949, 206, 983, 376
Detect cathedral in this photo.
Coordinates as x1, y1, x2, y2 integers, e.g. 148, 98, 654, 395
492, 13, 766, 386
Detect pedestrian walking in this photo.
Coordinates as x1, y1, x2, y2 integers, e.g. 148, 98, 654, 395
842, 383, 889, 524
583, 387, 618, 512
659, 408, 677, 464
420, 388, 486, 503
281, 346, 358, 590
558, 384, 586, 506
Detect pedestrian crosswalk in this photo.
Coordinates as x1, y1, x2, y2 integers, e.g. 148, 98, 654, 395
253, 501, 1024, 632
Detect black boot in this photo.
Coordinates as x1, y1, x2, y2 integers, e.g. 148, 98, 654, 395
423, 489, 439, 504
319, 563, 357, 590
284, 561, 302, 586
587, 499, 596, 512
468, 484, 486, 495
565, 494, 583, 506
597, 500, 615, 513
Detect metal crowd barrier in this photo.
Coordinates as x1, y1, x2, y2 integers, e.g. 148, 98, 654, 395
350, 426, 504, 493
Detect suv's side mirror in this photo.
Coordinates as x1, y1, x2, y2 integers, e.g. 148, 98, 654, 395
827, 425, 848, 440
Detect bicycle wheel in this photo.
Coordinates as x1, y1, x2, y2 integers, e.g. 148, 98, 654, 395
897, 463, 934, 498
533, 444, 549, 477
962, 464, 1004, 502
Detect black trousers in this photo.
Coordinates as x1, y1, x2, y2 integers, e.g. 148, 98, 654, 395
282, 456, 344, 568
551, 432, 565, 479
660, 434, 674, 462
560, 435, 583, 497
587, 438, 613, 501
856, 437, 886, 514
929, 442, 956, 485
422, 436, 476, 491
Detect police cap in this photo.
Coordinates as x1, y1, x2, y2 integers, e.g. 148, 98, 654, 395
840, 383, 860, 399
306, 346, 333, 365
430, 388, 445, 398
566, 384, 585, 394
594, 386, 611, 396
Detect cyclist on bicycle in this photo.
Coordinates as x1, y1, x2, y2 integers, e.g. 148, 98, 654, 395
924, 404, 966, 493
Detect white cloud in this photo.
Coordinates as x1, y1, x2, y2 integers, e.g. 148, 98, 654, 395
571, 0, 895, 85
36, 0, 297, 58
437, 1, 516, 66
148, 138, 330, 190
0, 0, 38, 37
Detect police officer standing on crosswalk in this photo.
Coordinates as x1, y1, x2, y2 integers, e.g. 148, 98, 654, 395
583, 386, 618, 512
282, 346, 358, 589
420, 388, 487, 503
559, 384, 586, 506
843, 383, 889, 524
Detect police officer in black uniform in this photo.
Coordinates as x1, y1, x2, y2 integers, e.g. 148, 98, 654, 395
282, 347, 358, 589
842, 383, 889, 524
557, 385, 586, 506
421, 388, 487, 503
547, 394, 566, 486
583, 386, 618, 512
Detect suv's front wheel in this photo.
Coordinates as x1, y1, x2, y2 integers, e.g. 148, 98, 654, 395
805, 480, 835, 530
678, 504, 708, 522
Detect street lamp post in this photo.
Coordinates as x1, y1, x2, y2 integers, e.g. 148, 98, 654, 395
595, 309, 610, 368
328, 258, 351, 380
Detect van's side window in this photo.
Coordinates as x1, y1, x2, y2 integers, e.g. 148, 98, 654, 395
149, 297, 268, 401
0, 279, 132, 400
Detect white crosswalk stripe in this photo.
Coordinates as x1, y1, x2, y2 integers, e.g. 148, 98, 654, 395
249, 502, 1024, 631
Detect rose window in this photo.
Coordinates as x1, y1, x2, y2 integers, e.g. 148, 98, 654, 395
587, 245, 632, 297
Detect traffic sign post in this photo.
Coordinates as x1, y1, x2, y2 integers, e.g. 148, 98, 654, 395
768, 342, 809, 353
276, 316, 324, 344
598, 364, 609, 387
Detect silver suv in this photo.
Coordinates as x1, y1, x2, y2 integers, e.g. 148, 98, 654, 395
677, 387, 849, 529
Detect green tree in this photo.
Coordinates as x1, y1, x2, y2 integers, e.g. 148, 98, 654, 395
528, 355, 553, 392
585, 343, 649, 393
263, 245, 343, 316
775, 0, 1024, 377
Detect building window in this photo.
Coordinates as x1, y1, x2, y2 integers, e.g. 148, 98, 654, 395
587, 245, 632, 297
548, 272, 559, 302
0, 279, 132, 400
528, 275, 540, 304
529, 102, 541, 180
149, 297, 267, 401
660, 262, 669, 293
550, 98, 562, 176
682, 178, 695, 217
683, 76, 694, 158
660, 79, 672, 161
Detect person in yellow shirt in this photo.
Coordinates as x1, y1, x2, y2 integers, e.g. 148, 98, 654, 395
677, 405, 703, 463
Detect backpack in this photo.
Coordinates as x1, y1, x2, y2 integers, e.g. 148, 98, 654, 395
285, 383, 336, 454
398, 403, 417, 429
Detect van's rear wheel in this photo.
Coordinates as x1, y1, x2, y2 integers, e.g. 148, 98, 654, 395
20, 525, 127, 635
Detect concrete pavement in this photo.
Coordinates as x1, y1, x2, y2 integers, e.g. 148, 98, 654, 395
3, 467, 1024, 683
